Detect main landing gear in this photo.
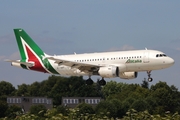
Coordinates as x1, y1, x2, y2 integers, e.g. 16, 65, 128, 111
85, 78, 94, 85
98, 78, 106, 86
147, 71, 153, 82
85, 77, 106, 86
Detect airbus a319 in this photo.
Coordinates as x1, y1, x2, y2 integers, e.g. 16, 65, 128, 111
6, 29, 174, 86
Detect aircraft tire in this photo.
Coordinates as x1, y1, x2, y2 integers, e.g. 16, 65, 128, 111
148, 78, 153, 82
99, 79, 106, 86
86, 78, 93, 85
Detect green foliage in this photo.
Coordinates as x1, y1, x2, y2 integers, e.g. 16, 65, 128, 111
76, 103, 95, 115
29, 104, 47, 117
2, 76, 180, 119
48, 76, 100, 105
150, 81, 180, 115
16, 83, 30, 96
131, 99, 149, 112
56, 105, 69, 116
0, 100, 8, 118
95, 99, 122, 119
0, 81, 15, 96
5, 105, 22, 119
141, 79, 149, 89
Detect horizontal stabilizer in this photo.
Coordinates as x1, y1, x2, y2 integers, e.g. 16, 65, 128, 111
5, 59, 34, 67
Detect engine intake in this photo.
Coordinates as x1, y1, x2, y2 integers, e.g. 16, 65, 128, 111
98, 66, 119, 78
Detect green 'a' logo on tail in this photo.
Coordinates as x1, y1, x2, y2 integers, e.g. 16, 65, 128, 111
13, 28, 58, 74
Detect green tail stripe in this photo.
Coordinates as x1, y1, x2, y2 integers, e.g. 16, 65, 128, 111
14, 29, 44, 59
13, 28, 59, 74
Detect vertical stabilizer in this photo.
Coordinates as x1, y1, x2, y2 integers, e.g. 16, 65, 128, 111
13, 28, 58, 74
14, 29, 44, 60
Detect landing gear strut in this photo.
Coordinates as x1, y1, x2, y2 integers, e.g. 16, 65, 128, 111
147, 71, 153, 82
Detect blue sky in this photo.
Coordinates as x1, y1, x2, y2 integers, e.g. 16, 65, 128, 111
0, 1, 180, 88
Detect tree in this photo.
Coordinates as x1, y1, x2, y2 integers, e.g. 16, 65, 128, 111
145, 96, 158, 114
29, 104, 47, 117
95, 100, 118, 119
0, 81, 15, 96
131, 99, 149, 112
49, 76, 100, 105
141, 79, 149, 89
28, 81, 41, 96
150, 81, 180, 114
110, 99, 124, 118
76, 103, 95, 115
16, 83, 30, 96
56, 105, 69, 116
101, 81, 127, 99
5, 105, 22, 119
0, 100, 8, 118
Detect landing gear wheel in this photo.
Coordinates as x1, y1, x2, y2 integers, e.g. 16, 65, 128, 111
98, 78, 106, 86
147, 71, 153, 82
148, 77, 153, 82
86, 78, 93, 85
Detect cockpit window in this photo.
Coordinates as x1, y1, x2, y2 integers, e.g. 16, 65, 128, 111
156, 54, 167, 57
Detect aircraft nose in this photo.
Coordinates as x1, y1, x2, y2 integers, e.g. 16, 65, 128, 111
168, 57, 175, 65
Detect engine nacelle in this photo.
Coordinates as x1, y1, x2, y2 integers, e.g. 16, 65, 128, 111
98, 66, 119, 78
119, 72, 138, 79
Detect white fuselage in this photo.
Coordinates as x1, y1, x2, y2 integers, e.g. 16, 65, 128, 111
48, 49, 174, 77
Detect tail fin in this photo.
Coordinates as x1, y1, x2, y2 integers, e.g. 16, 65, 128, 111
6, 28, 59, 74
14, 28, 44, 60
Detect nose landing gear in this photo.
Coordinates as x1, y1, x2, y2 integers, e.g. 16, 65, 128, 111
147, 71, 153, 82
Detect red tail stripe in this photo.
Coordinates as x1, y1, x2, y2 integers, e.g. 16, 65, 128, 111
25, 45, 47, 73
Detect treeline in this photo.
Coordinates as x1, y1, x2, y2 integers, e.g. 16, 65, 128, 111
0, 75, 180, 119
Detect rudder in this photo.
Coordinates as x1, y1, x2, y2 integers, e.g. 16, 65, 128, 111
14, 28, 45, 60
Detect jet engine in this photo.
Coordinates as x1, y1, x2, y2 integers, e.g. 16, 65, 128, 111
119, 72, 138, 79
98, 66, 119, 78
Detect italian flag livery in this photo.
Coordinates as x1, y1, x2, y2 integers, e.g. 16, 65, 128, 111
13, 29, 59, 74
6, 28, 174, 85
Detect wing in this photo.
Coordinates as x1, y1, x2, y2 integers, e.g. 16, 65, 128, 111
46, 56, 105, 72
5, 59, 34, 67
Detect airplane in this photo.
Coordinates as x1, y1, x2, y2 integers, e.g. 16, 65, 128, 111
6, 28, 174, 86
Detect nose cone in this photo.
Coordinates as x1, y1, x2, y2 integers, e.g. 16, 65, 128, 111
167, 57, 175, 66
